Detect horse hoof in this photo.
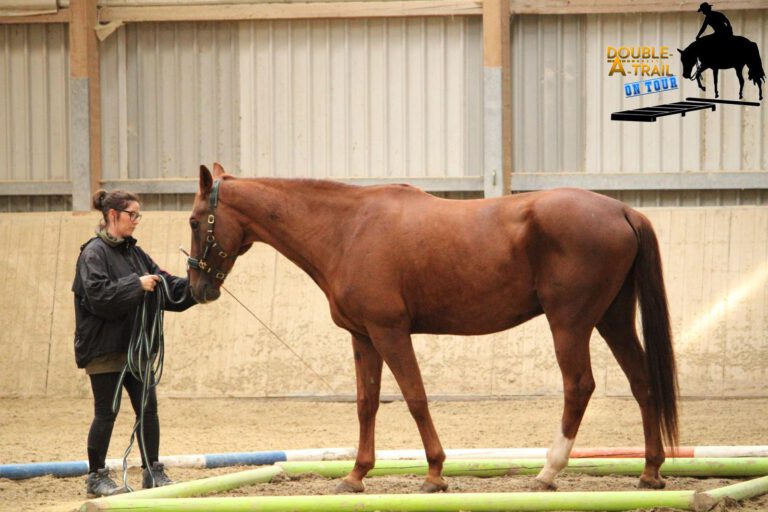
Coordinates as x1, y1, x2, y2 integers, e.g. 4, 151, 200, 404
638, 477, 665, 489
420, 478, 448, 493
533, 477, 558, 491
336, 479, 365, 493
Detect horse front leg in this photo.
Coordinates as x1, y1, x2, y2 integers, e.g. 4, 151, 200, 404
338, 333, 384, 493
696, 71, 706, 92
712, 68, 719, 98
369, 326, 447, 492
735, 67, 745, 99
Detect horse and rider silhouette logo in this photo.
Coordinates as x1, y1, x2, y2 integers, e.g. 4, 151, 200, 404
678, 2, 765, 101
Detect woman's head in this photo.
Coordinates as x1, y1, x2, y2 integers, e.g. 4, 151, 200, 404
92, 189, 142, 238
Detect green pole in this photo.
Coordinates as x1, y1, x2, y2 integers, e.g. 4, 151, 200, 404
278, 458, 768, 478
81, 464, 282, 510
692, 475, 768, 512
82, 490, 696, 512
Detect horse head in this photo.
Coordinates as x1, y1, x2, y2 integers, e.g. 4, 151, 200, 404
677, 45, 698, 80
188, 163, 253, 303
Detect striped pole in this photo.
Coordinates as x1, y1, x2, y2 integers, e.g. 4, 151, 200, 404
83, 490, 697, 512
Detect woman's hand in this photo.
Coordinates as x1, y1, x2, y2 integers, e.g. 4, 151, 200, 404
140, 274, 161, 292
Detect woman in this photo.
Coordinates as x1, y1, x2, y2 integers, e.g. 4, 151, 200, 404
72, 189, 196, 497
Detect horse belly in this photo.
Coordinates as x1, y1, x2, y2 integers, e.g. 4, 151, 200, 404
410, 285, 542, 336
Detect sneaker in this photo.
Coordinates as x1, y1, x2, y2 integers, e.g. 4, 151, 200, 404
86, 468, 127, 498
142, 461, 175, 489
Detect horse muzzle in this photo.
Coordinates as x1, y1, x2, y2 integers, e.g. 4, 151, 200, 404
191, 282, 222, 304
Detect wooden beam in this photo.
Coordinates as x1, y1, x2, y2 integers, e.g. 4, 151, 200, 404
69, 0, 101, 211
0, 10, 69, 24
508, 0, 768, 14
99, 0, 482, 23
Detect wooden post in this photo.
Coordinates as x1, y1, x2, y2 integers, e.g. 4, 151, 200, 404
69, 0, 101, 211
482, 0, 511, 198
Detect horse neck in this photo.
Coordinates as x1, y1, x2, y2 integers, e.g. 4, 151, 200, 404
228, 178, 357, 290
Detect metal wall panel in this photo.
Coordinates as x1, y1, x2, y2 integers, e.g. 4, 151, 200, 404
0, 24, 69, 182
238, 17, 484, 181
100, 22, 241, 182
511, 15, 584, 173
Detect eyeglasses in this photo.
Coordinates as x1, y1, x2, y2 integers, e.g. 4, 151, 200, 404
117, 209, 142, 222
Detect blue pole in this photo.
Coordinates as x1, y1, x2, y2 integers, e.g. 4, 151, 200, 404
0, 460, 90, 479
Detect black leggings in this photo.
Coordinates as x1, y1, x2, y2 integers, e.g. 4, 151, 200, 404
88, 372, 160, 473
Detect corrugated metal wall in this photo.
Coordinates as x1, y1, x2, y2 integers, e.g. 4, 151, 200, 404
0, 23, 70, 211
238, 17, 483, 181
99, 17, 484, 183
100, 22, 241, 182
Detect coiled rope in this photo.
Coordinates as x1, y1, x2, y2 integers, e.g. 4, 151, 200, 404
112, 275, 187, 491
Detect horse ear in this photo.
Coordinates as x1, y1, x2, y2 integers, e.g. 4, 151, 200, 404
677, 48, 683, 54
212, 162, 226, 178
199, 165, 213, 196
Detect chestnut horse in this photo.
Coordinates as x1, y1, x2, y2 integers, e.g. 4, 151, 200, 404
187, 163, 678, 492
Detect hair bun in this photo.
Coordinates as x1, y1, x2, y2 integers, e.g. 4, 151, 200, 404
92, 189, 108, 211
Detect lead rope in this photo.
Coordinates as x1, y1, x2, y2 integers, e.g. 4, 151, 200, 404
112, 275, 188, 491
179, 247, 336, 395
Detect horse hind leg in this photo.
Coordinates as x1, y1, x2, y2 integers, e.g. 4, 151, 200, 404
596, 279, 666, 489
338, 333, 384, 493
535, 326, 595, 491
713, 68, 719, 98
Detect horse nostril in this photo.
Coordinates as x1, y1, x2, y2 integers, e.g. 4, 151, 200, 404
204, 286, 221, 302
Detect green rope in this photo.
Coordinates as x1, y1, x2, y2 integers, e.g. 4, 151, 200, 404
112, 275, 187, 491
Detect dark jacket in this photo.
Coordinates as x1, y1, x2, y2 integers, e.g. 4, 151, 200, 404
72, 236, 196, 368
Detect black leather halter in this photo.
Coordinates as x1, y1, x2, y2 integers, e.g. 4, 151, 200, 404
187, 180, 230, 281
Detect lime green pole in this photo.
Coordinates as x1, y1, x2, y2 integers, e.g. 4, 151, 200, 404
81, 464, 282, 511
82, 490, 696, 512
278, 458, 768, 478
692, 475, 768, 511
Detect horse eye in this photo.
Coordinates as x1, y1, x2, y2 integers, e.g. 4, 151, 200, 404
190, 219, 199, 230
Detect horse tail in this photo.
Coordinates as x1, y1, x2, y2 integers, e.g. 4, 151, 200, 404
747, 42, 766, 86
627, 212, 679, 450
